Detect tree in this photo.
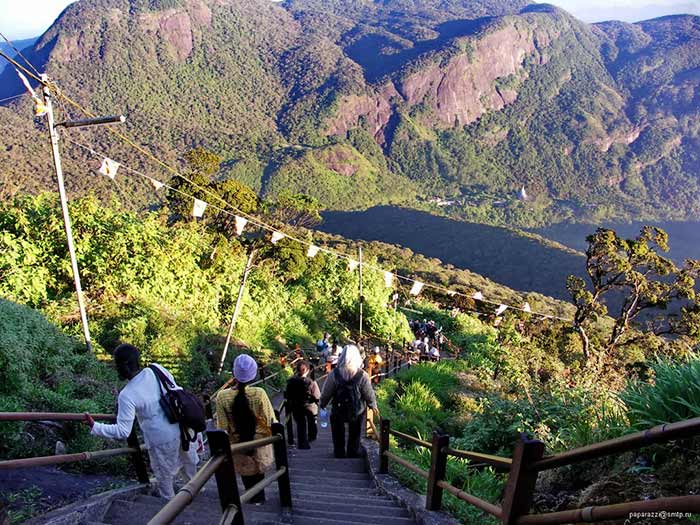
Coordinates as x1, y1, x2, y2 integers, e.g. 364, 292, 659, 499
269, 191, 322, 229
209, 179, 260, 235
167, 147, 223, 222
567, 227, 700, 366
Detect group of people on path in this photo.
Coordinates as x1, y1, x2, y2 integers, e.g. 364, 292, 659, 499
84, 340, 377, 503
409, 318, 443, 361
315, 332, 385, 383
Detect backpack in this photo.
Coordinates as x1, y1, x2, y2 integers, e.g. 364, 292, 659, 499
149, 365, 206, 451
286, 376, 313, 411
332, 369, 364, 421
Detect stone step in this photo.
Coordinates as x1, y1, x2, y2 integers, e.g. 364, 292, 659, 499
288, 499, 410, 517
291, 475, 372, 488
290, 468, 370, 480
291, 508, 416, 525
288, 459, 366, 473
291, 482, 379, 497
103, 498, 283, 525
103, 499, 218, 525
291, 489, 394, 505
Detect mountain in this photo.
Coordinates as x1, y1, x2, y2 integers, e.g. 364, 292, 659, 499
0, 37, 38, 76
0, 0, 699, 229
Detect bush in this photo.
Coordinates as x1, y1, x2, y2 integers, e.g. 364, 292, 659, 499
0, 298, 119, 458
622, 355, 700, 429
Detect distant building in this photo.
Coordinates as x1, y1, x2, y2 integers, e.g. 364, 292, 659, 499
518, 186, 529, 201
428, 197, 456, 207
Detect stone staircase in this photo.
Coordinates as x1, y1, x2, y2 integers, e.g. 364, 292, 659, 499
88, 420, 416, 525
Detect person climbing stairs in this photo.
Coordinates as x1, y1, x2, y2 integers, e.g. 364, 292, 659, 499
88, 414, 416, 524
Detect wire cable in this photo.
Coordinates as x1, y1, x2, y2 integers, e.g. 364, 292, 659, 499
0, 31, 42, 78
62, 135, 572, 322
0, 50, 572, 323
0, 93, 28, 104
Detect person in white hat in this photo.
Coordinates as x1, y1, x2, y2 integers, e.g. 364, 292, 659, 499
216, 354, 276, 503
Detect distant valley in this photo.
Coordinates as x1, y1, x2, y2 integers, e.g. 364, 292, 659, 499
319, 206, 586, 300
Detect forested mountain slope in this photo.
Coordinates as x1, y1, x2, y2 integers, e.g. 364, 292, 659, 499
1, 0, 699, 227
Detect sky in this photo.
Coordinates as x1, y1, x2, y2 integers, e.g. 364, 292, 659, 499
0, 0, 699, 40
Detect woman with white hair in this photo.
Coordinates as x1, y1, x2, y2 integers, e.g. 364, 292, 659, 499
320, 344, 378, 458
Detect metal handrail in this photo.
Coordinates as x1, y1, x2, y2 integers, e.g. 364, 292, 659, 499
444, 447, 512, 471
384, 451, 429, 479
230, 434, 281, 455
390, 429, 431, 449
516, 495, 700, 525
0, 412, 115, 421
436, 479, 502, 518
148, 455, 226, 525
239, 466, 287, 504
530, 415, 700, 472
0, 446, 139, 470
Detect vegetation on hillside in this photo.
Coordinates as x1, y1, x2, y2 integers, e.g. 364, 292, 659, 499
1, 1, 699, 228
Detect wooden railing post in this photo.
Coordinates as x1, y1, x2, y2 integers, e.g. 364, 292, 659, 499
426, 430, 450, 511
127, 424, 149, 484
208, 429, 243, 525
379, 419, 390, 474
501, 434, 545, 525
272, 422, 292, 508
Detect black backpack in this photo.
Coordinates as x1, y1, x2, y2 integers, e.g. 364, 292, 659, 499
149, 365, 206, 451
332, 369, 364, 421
286, 376, 312, 411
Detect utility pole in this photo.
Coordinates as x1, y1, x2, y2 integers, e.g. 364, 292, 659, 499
219, 249, 257, 373
359, 245, 364, 340
41, 74, 125, 353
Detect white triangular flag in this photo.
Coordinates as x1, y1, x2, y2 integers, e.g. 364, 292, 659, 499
271, 231, 285, 244
192, 198, 207, 218
149, 177, 164, 191
409, 281, 424, 296
15, 69, 48, 116
495, 304, 508, 316
98, 158, 120, 180
384, 271, 394, 288
307, 245, 319, 258
348, 259, 360, 271
472, 291, 484, 301
235, 216, 247, 236
15, 69, 35, 96
523, 302, 531, 313
447, 290, 457, 297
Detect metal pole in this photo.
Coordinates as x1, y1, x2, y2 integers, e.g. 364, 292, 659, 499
42, 75, 92, 352
219, 249, 256, 373
359, 245, 363, 339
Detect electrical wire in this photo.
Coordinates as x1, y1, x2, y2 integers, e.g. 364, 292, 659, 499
62, 135, 572, 322
0, 31, 42, 78
0, 48, 572, 322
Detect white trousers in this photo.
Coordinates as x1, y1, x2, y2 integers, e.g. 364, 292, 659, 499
147, 437, 199, 499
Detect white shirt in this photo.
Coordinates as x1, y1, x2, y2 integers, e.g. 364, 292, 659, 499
91, 364, 180, 448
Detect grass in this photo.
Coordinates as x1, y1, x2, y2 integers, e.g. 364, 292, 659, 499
622, 355, 700, 429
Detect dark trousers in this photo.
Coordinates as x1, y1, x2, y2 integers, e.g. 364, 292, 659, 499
330, 413, 362, 458
293, 409, 318, 449
241, 472, 265, 503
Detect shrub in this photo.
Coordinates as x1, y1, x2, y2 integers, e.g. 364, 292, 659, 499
0, 298, 119, 458
622, 355, 700, 429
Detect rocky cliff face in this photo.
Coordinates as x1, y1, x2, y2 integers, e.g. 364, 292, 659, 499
327, 16, 557, 143
1, 1, 699, 225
